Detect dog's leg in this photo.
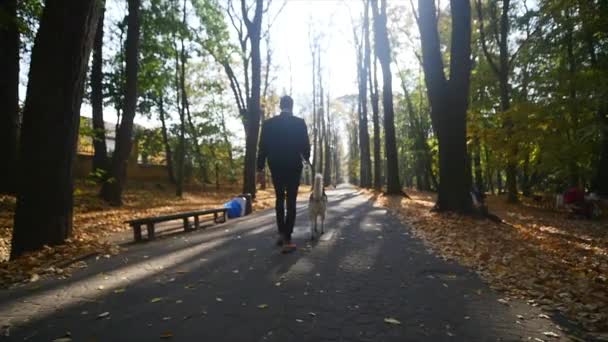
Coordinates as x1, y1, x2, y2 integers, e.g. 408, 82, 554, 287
321, 214, 325, 235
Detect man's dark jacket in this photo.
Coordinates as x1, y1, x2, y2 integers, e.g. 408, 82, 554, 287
257, 112, 310, 173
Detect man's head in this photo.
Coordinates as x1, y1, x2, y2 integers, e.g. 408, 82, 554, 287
280, 95, 294, 113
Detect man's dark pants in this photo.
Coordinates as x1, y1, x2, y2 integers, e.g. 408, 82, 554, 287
270, 167, 301, 241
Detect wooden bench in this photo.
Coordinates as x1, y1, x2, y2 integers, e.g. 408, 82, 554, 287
125, 208, 228, 242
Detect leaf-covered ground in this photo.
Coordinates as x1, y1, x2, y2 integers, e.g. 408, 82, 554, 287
374, 189, 608, 334
0, 181, 308, 287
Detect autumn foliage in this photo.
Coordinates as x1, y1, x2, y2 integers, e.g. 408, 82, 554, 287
375, 189, 608, 332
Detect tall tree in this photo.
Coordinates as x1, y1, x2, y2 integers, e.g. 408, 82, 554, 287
0, 0, 19, 194
475, 0, 523, 202
354, 5, 372, 188
365, 0, 382, 191
157, 95, 176, 183
100, 0, 141, 205
91, 1, 109, 176
417, 0, 473, 212
241, 0, 264, 198
371, 0, 401, 194
11, 0, 101, 258
324, 90, 332, 186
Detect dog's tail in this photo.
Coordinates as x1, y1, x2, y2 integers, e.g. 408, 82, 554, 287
313, 173, 323, 200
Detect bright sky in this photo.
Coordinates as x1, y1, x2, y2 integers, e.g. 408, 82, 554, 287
269, 0, 363, 113
20, 0, 417, 146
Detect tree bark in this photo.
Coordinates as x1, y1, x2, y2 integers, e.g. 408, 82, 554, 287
241, 0, 263, 198
371, 0, 401, 195
100, 0, 140, 206
324, 91, 332, 186
11, 0, 101, 259
366, 0, 382, 191
176, 37, 187, 197
476, 0, 517, 202
157, 95, 175, 184
0, 0, 19, 194
91, 3, 109, 176
318, 53, 324, 174
356, 6, 372, 188
418, 0, 472, 212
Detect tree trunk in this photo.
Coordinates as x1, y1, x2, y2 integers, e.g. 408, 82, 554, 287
241, 0, 263, 199
473, 137, 483, 193
476, 0, 517, 202
597, 112, 608, 195
371, 0, 401, 195
318, 54, 324, 174
418, 0, 472, 212
522, 152, 531, 196
100, 0, 140, 206
91, 3, 109, 176
11, 0, 100, 259
157, 95, 175, 184
176, 35, 186, 197
324, 91, 332, 186
0, 0, 19, 194
357, 6, 372, 188
365, 0, 382, 191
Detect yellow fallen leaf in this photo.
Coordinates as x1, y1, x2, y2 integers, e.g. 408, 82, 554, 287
384, 317, 401, 325
150, 297, 163, 303
160, 331, 173, 339
97, 312, 110, 319
258, 304, 269, 309
114, 288, 125, 293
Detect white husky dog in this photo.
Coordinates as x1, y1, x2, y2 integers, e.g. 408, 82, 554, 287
309, 173, 328, 240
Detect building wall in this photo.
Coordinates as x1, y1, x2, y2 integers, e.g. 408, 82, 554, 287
74, 154, 170, 183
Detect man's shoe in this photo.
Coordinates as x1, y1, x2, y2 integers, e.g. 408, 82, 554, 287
281, 241, 297, 254
275, 235, 285, 247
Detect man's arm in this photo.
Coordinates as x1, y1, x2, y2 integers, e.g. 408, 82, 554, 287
257, 121, 268, 171
301, 120, 311, 164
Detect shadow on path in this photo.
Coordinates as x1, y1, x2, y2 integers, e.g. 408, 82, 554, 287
0, 186, 571, 341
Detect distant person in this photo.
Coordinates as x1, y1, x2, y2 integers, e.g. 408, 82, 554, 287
257, 96, 311, 253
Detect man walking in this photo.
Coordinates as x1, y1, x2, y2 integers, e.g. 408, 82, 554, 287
257, 96, 310, 253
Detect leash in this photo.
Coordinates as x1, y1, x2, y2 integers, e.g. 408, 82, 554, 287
300, 154, 313, 171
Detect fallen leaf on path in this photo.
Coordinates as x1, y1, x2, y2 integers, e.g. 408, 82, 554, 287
309, 312, 316, 317
216, 297, 223, 302
97, 312, 110, 319
543, 331, 559, 338
274, 282, 281, 287
257, 304, 269, 309
150, 297, 163, 303
52, 338, 72, 342
160, 331, 173, 339
248, 248, 256, 252
384, 317, 401, 325
295, 319, 303, 323
114, 288, 125, 293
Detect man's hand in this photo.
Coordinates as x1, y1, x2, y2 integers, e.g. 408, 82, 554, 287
256, 170, 265, 184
